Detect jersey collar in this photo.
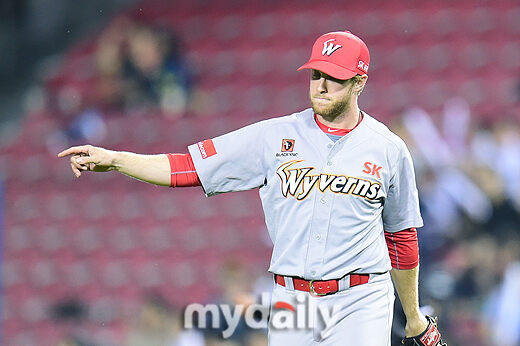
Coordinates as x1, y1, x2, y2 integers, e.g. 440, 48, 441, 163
314, 112, 364, 136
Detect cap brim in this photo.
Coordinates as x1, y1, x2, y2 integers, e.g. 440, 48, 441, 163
297, 60, 358, 80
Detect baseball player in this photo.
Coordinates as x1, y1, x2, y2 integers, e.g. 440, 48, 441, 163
58, 31, 446, 345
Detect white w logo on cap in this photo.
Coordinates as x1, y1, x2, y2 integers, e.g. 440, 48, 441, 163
322, 39, 342, 56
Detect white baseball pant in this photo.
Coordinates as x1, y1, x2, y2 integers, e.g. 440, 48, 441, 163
268, 272, 394, 346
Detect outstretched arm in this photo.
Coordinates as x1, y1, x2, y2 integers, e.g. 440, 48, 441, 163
57, 145, 171, 186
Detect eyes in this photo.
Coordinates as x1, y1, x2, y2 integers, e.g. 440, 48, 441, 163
311, 70, 322, 80
311, 70, 346, 84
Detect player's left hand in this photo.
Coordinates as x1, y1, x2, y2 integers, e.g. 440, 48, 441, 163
405, 313, 429, 337
402, 315, 447, 346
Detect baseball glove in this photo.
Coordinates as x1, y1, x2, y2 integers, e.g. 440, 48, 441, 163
401, 315, 447, 346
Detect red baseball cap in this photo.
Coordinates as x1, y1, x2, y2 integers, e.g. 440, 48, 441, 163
298, 31, 370, 80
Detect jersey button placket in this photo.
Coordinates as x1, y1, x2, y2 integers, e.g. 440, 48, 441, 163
317, 155, 336, 276
304, 160, 333, 279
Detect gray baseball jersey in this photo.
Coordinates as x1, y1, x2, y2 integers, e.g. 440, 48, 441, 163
188, 108, 423, 280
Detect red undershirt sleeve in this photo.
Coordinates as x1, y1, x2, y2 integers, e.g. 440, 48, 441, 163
384, 228, 419, 270
166, 153, 201, 187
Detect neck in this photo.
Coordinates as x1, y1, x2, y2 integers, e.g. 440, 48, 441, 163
317, 101, 360, 130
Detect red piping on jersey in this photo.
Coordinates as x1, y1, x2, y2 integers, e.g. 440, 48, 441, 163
166, 153, 201, 187
384, 228, 419, 270
314, 112, 363, 136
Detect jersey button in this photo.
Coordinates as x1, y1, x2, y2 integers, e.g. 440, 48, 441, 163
316, 234, 321, 241
327, 144, 332, 149
320, 198, 326, 204
327, 161, 332, 166
311, 270, 316, 276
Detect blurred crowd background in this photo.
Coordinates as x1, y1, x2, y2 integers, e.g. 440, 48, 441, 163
1, 0, 520, 345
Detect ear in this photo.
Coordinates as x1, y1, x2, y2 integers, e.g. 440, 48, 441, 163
354, 75, 368, 94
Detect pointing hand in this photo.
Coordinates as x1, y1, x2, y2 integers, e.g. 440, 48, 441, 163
57, 145, 116, 178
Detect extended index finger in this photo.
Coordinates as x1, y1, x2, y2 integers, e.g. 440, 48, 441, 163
57, 145, 90, 158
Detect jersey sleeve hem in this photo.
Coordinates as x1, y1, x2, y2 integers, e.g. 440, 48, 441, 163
187, 144, 216, 197
383, 219, 424, 233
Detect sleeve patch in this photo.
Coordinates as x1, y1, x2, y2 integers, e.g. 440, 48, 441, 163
197, 139, 217, 159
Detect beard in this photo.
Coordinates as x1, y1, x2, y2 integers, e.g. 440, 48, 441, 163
310, 91, 352, 121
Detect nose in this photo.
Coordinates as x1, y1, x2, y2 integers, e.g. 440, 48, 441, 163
317, 77, 327, 93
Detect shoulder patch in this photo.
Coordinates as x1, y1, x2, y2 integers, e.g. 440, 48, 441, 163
197, 139, 217, 159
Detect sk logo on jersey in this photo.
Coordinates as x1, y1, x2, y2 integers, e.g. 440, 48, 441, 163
276, 160, 381, 201
322, 39, 342, 56
362, 162, 383, 179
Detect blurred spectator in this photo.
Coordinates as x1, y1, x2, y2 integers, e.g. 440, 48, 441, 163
44, 17, 194, 154
125, 293, 204, 346
245, 331, 268, 346
199, 259, 265, 344
492, 121, 520, 211
56, 335, 97, 346
92, 15, 131, 112
210, 260, 253, 342
51, 297, 88, 322
121, 23, 193, 116
388, 97, 520, 344
482, 240, 520, 346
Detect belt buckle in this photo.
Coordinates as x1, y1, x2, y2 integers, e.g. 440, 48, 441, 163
309, 280, 327, 296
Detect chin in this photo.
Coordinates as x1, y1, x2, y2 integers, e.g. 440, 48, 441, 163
312, 102, 336, 118
311, 98, 349, 119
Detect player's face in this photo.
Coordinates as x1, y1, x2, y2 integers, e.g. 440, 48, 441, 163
309, 69, 356, 120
